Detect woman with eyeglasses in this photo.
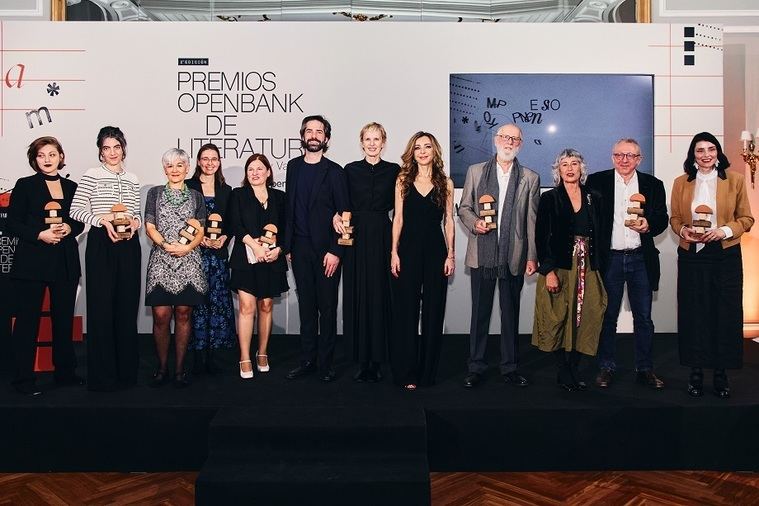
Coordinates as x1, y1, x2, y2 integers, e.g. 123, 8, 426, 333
670, 132, 753, 398
186, 143, 235, 375
71, 126, 142, 392
533, 148, 607, 392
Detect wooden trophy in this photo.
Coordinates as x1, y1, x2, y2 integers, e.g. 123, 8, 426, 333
110, 203, 132, 240
337, 212, 354, 246
259, 224, 278, 250
178, 218, 202, 245
478, 195, 497, 230
206, 213, 223, 241
44, 202, 63, 227
624, 193, 646, 227
692, 204, 714, 240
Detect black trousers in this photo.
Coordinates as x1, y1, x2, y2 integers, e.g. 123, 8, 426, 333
290, 236, 340, 372
467, 267, 524, 375
85, 228, 141, 390
391, 253, 448, 387
10, 277, 78, 386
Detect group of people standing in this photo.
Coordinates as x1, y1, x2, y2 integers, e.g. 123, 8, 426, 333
5, 116, 753, 399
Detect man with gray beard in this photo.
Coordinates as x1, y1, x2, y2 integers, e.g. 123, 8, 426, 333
458, 124, 540, 388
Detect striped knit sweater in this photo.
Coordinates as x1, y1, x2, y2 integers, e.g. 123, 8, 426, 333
70, 165, 142, 227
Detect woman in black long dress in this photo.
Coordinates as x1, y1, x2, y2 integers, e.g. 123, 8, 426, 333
186, 143, 235, 374
227, 154, 288, 379
7, 136, 85, 396
390, 131, 455, 390
339, 122, 399, 383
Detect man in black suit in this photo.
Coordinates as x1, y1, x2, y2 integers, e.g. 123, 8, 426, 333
284, 115, 349, 382
586, 138, 668, 389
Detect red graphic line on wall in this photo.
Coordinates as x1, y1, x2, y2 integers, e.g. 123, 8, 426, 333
654, 105, 724, 108
1, 108, 86, 111
656, 75, 723, 78
16, 79, 86, 82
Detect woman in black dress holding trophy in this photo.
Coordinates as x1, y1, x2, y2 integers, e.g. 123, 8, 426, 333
71, 126, 142, 392
390, 131, 455, 390
6, 136, 84, 396
227, 154, 288, 379
186, 143, 235, 374
339, 122, 399, 383
144, 148, 208, 388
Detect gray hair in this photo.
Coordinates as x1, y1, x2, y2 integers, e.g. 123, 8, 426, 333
613, 138, 641, 153
161, 147, 190, 168
551, 148, 588, 186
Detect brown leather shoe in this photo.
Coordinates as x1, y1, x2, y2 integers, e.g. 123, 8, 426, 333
595, 368, 613, 388
636, 370, 664, 390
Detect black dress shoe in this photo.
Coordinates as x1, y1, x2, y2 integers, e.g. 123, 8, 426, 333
636, 370, 664, 390
286, 362, 316, 380
713, 371, 730, 399
687, 370, 704, 398
174, 372, 191, 389
502, 372, 529, 387
463, 372, 481, 388
149, 369, 170, 388
353, 368, 369, 383
368, 367, 382, 383
556, 374, 576, 392
55, 374, 86, 386
595, 368, 613, 388
14, 383, 43, 397
319, 370, 336, 383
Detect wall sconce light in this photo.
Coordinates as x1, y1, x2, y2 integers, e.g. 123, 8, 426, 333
740, 129, 759, 189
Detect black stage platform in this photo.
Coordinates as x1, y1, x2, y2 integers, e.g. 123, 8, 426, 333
1, 334, 757, 504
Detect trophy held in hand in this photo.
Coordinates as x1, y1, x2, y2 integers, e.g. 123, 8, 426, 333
624, 193, 646, 227
44, 201, 63, 226
206, 213, 223, 241
692, 204, 713, 240
178, 218, 202, 245
110, 203, 132, 240
478, 195, 497, 230
337, 211, 354, 246
259, 224, 278, 250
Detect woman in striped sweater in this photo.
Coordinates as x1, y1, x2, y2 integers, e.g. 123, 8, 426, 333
70, 126, 142, 392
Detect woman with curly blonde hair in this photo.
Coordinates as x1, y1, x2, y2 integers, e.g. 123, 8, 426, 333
390, 131, 455, 390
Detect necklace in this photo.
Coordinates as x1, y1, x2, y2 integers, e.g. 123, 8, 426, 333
164, 182, 189, 206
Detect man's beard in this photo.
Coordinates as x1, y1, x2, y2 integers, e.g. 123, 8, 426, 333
498, 146, 520, 162
301, 138, 327, 153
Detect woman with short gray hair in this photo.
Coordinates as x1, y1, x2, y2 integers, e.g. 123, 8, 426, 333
144, 148, 208, 388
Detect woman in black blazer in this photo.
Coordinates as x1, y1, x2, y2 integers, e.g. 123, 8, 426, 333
7, 136, 84, 396
227, 153, 289, 378
186, 143, 235, 374
532, 148, 607, 392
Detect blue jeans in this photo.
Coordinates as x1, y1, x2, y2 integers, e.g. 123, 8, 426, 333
597, 251, 654, 371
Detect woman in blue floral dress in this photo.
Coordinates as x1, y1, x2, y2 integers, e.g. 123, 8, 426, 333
187, 143, 235, 374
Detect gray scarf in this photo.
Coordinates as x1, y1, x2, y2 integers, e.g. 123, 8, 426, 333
476, 156, 520, 279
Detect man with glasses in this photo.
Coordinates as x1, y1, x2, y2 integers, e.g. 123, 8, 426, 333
586, 138, 668, 389
458, 123, 540, 388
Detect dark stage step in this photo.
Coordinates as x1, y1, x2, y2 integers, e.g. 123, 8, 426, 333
195, 407, 430, 506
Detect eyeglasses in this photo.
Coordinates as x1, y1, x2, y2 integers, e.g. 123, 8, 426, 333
200, 157, 220, 163
612, 153, 641, 160
495, 134, 522, 144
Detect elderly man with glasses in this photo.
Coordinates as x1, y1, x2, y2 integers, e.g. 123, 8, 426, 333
586, 138, 669, 390
458, 123, 540, 388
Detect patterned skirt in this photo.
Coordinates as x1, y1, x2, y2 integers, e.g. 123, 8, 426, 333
190, 249, 236, 350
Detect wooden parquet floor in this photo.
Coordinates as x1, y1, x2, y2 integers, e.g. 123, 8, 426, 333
0, 471, 757, 505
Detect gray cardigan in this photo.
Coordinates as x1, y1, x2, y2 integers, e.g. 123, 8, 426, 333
457, 157, 540, 274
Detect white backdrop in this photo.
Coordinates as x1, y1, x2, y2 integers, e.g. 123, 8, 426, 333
0, 21, 725, 334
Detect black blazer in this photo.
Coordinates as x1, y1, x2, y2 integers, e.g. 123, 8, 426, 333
186, 176, 232, 260
6, 173, 84, 282
585, 169, 668, 291
227, 186, 288, 273
536, 184, 603, 276
283, 156, 349, 258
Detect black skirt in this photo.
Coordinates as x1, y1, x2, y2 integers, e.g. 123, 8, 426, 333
230, 264, 289, 299
677, 242, 743, 369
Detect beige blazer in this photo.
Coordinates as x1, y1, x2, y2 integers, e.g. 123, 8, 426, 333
670, 170, 754, 250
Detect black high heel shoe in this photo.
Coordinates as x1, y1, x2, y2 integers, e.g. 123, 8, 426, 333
174, 371, 191, 389
713, 369, 730, 399
687, 368, 703, 398
149, 369, 170, 388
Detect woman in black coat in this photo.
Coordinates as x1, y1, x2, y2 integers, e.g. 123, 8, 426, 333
186, 143, 235, 374
7, 136, 84, 396
227, 154, 289, 378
